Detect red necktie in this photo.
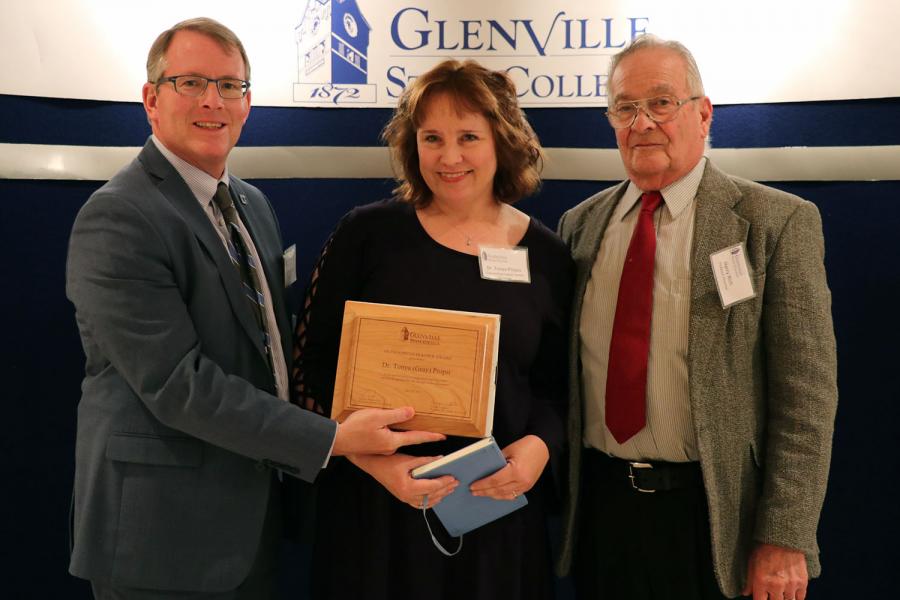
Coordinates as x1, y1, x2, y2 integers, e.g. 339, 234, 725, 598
605, 191, 663, 444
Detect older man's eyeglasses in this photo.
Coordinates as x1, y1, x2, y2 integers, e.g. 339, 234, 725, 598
606, 95, 701, 129
155, 75, 250, 99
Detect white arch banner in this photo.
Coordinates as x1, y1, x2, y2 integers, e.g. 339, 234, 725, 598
1, 0, 897, 107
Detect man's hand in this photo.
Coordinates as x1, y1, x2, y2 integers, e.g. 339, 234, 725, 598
349, 453, 457, 509
331, 407, 445, 456
743, 542, 809, 600
469, 435, 549, 501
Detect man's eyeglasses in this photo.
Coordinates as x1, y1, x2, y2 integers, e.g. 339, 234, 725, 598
155, 75, 250, 99
606, 95, 701, 129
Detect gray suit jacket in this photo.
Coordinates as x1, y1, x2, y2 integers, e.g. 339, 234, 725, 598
556, 161, 837, 597
66, 139, 336, 591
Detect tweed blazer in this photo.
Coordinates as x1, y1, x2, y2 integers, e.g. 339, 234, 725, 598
66, 139, 336, 591
556, 161, 837, 597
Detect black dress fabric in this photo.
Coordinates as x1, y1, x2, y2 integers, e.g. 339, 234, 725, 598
294, 199, 573, 600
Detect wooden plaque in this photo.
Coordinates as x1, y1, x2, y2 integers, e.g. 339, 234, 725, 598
331, 301, 500, 437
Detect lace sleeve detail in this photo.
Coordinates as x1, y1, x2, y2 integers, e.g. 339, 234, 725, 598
290, 230, 339, 415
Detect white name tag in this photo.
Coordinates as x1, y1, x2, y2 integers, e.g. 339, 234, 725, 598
283, 244, 297, 287
477, 246, 531, 283
710, 243, 756, 308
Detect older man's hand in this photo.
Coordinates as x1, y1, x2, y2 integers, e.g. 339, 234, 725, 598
742, 542, 809, 600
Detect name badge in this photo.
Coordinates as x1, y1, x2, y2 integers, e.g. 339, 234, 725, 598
477, 246, 531, 283
283, 244, 297, 287
710, 243, 755, 308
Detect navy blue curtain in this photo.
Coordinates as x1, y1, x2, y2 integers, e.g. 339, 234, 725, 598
2, 93, 898, 598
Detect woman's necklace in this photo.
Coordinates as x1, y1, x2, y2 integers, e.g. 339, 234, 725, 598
457, 226, 475, 246
438, 203, 502, 247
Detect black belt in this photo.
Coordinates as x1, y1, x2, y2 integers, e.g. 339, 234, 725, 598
582, 449, 703, 493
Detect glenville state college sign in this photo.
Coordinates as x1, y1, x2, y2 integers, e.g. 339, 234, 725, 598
293, 0, 649, 107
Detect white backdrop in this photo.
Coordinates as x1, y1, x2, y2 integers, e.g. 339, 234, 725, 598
1, 0, 897, 107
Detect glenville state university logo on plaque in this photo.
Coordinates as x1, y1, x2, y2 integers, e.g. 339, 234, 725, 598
294, 0, 377, 104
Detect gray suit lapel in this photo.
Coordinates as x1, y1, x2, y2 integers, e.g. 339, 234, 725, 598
138, 142, 267, 359
688, 162, 749, 417
565, 183, 625, 456
690, 164, 748, 303
569, 182, 628, 329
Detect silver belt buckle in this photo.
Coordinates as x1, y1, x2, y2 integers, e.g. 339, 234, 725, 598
628, 461, 655, 493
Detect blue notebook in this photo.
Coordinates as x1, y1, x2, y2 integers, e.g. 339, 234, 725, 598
411, 437, 527, 537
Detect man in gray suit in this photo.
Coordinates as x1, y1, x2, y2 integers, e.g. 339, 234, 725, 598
556, 35, 837, 600
66, 18, 444, 599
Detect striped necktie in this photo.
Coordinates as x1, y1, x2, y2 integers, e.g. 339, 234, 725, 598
213, 182, 276, 375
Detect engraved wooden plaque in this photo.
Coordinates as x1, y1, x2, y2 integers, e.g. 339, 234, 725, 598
331, 301, 500, 437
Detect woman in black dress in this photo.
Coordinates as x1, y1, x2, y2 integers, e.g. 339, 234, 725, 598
292, 59, 573, 600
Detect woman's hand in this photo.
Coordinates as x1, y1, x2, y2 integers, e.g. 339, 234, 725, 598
469, 435, 549, 501
348, 453, 458, 509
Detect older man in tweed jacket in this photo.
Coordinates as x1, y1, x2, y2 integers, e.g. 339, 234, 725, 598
556, 35, 837, 600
